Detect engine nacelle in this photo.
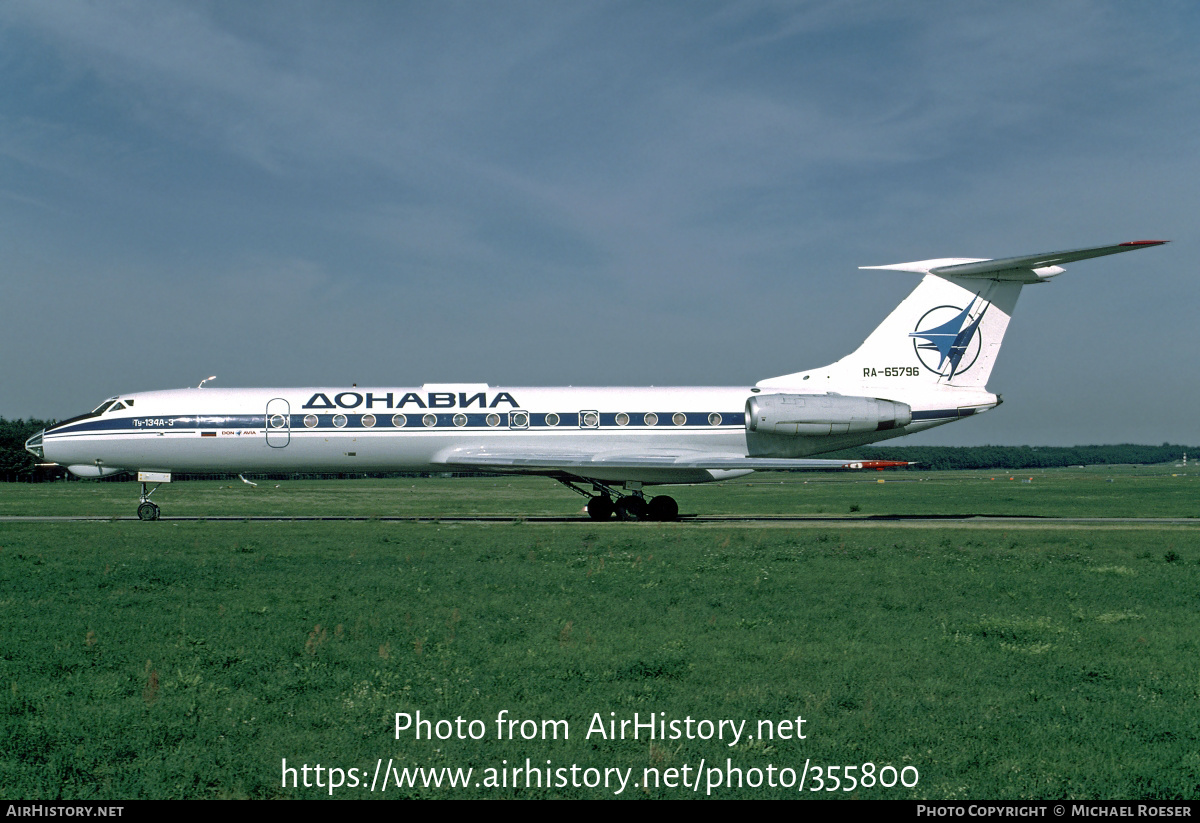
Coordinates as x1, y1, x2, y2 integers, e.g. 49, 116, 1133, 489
746, 393, 912, 436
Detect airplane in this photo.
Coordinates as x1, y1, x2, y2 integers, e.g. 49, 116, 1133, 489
25, 240, 1166, 521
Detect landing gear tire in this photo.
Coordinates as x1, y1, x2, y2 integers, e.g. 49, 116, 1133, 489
615, 496, 649, 522
137, 502, 160, 521
586, 495, 615, 520
647, 495, 679, 522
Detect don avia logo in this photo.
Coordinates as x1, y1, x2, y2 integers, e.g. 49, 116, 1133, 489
909, 300, 988, 379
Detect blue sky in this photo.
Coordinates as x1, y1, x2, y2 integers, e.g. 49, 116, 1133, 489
2, 1, 1196, 445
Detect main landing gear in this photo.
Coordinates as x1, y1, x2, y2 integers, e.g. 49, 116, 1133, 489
137, 482, 161, 521
558, 478, 679, 522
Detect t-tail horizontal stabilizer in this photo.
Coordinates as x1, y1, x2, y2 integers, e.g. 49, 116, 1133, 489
861, 240, 1168, 283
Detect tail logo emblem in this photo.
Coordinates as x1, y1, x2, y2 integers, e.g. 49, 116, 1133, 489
909, 300, 988, 379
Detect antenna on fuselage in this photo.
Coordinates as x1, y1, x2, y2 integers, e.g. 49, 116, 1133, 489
197, 375, 217, 389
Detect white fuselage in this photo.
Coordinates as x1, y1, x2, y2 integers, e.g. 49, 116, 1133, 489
38, 382, 995, 484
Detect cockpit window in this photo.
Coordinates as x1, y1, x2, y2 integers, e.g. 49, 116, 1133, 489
109, 401, 127, 411
124, 399, 134, 407
91, 399, 118, 415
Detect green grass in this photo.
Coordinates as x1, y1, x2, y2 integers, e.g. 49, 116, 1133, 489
1, 473, 1198, 799
1, 464, 1198, 519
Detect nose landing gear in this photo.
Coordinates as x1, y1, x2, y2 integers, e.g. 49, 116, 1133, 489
137, 482, 162, 521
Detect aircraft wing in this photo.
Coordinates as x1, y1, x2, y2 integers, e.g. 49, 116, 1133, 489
432, 447, 910, 472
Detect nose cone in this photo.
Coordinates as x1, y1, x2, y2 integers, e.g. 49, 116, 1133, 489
25, 429, 45, 460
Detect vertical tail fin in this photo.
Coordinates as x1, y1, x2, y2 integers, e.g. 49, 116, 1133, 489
758, 241, 1167, 391
837, 270, 1022, 389
760, 269, 1021, 389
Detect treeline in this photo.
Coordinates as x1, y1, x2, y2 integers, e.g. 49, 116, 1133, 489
827, 443, 1195, 471
0, 416, 1192, 480
0, 418, 57, 481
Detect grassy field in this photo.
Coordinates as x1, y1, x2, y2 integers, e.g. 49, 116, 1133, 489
1, 470, 1198, 799
1, 464, 1197, 519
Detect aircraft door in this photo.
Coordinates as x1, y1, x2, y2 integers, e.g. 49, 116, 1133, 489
265, 398, 291, 448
